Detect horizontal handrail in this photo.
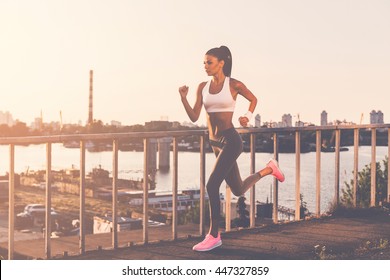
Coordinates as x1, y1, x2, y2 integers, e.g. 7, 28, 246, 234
0, 130, 208, 145
237, 124, 390, 134
1, 123, 390, 145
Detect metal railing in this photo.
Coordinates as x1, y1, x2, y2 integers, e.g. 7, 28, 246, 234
1, 124, 390, 259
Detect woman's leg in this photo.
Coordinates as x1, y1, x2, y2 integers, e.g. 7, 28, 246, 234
225, 163, 273, 197
206, 136, 243, 237
206, 152, 235, 237
206, 128, 261, 237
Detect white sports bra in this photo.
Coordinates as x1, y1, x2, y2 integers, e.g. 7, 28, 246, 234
202, 77, 236, 113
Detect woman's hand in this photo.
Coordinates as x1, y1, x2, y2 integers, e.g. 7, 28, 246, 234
239, 116, 249, 127
179, 85, 189, 99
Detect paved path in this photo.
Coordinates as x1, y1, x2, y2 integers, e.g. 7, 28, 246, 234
2, 209, 390, 260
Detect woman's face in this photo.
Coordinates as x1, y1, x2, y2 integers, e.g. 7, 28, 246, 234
204, 55, 224, 76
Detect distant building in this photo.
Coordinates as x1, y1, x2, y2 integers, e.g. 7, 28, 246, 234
88, 70, 94, 125
255, 114, 261, 127
30, 117, 43, 131
321, 111, 328, 126
378, 111, 384, 123
370, 110, 384, 124
111, 120, 122, 127
47, 121, 61, 131
0, 111, 14, 126
281, 114, 292, 127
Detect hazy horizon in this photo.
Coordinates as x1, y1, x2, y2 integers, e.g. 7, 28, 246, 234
0, 107, 386, 128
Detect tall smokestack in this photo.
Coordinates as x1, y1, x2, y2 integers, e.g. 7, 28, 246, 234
88, 70, 93, 125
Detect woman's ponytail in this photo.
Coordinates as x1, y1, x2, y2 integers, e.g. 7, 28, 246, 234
206, 45, 233, 77
219, 46, 232, 77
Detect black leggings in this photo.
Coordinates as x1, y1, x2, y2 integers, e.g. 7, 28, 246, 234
207, 128, 261, 232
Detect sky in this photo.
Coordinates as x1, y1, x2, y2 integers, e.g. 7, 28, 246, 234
1, 0, 389, 127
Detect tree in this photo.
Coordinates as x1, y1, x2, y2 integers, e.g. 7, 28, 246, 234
342, 157, 388, 207
0, 124, 10, 136
11, 121, 29, 136
180, 200, 210, 225
87, 120, 105, 133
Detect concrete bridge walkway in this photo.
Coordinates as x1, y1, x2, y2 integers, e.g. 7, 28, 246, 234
2, 208, 390, 260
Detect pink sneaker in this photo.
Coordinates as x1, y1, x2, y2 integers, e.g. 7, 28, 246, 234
267, 159, 285, 182
192, 233, 222, 251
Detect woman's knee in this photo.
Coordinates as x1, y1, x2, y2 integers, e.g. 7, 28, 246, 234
230, 187, 243, 197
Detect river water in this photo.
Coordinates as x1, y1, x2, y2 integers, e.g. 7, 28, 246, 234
0, 144, 388, 214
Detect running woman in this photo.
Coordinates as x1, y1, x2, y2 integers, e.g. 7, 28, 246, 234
179, 46, 285, 252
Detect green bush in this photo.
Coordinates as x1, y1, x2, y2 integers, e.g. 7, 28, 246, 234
342, 156, 388, 207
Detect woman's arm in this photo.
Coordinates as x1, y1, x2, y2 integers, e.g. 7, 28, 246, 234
179, 82, 205, 123
232, 79, 257, 127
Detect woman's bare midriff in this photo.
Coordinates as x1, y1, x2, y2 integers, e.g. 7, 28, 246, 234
207, 112, 234, 139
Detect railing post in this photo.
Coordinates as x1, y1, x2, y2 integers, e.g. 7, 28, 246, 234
295, 131, 301, 220
334, 129, 340, 206
371, 128, 377, 207
388, 128, 390, 203
199, 135, 206, 236
112, 139, 119, 249
225, 185, 231, 231
143, 138, 149, 244
315, 130, 321, 217
353, 129, 359, 208
45, 143, 52, 259
79, 140, 86, 254
8, 144, 15, 260
250, 133, 256, 227
172, 137, 178, 240
273, 133, 279, 223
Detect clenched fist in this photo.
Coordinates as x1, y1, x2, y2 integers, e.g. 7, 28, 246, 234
179, 85, 189, 99
239, 116, 249, 127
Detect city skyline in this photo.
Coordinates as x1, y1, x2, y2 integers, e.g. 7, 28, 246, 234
1, 0, 389, 127
0, 108, 385, 129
